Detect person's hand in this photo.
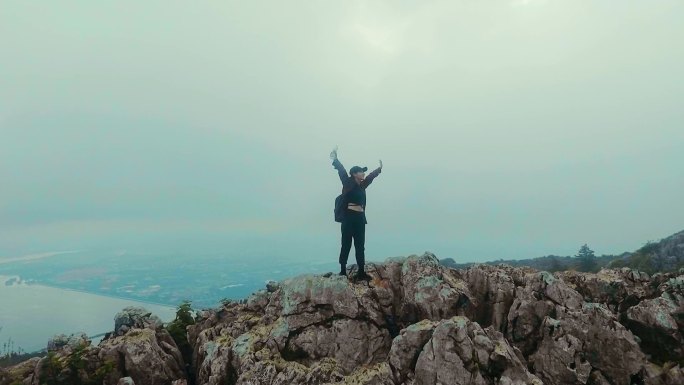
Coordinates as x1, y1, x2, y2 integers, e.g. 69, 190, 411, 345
330, 145, 338, 160
379, 159, 383, 169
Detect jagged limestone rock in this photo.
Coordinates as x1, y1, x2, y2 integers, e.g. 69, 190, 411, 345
114, 306, 163, 336
7, 251, 684, 385
98, 328, 186, 385
412, 316, 542, 385
47, 332, 90, 352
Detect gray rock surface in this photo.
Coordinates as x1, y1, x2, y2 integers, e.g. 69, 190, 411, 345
114, 306, 163, 336
117, 377, 135, 385
5, 251, 684, 385
97, 327, 186, 385
47, 332, 90, 352
11, 308, 186, 385
624, 276, 684, 362
413, 316, 541, 385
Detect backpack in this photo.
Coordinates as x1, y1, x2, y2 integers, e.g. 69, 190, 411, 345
334, 193, 346, 223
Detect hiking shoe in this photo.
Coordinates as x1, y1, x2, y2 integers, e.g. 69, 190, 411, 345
354, 271, 372, 281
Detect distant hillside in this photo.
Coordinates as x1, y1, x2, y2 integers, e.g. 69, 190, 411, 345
440, 253, 625, 273
441, 229, 684, 274
608, 230, 684, 274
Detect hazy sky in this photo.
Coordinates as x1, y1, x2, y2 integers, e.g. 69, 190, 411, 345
1, 1, 683, 263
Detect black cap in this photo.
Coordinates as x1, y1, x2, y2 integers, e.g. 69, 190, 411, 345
349, 166, 367, 175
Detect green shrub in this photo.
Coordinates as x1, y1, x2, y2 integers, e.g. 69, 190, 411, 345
39, 351, 63, 385
576, 244, 598, 272
91, 359, 115, 384
165, 300, 195, 367
38, 342, 114, 385
637, 241, 660, 255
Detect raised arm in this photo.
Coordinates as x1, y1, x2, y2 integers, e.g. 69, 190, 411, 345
330, 145, 347, 184
361, 159, 382, 188
332, 157, 347, 184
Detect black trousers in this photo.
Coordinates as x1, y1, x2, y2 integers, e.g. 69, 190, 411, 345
339, 209, 366, 269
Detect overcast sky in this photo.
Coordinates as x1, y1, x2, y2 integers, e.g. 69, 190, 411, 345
1, 1, 683, 263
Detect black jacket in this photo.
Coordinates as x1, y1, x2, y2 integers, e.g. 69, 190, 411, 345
332, 158, 382, 224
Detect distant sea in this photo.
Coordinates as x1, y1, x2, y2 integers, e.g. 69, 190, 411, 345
0, 250, 339, 309
0, 275, 176, 352
0, 249, 344, 352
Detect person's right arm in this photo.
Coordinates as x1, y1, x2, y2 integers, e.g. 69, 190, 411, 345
330, 146, 347, 184
332, 157, 347, 184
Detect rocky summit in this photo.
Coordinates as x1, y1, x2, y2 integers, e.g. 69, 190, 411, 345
2, 252, 684, 385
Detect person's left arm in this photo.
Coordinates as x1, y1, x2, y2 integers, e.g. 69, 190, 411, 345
361, 160, 383, 188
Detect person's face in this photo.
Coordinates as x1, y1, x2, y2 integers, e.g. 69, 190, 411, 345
353, 171, 365, 182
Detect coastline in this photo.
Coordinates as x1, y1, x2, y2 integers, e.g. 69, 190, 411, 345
0, 276, 177, 353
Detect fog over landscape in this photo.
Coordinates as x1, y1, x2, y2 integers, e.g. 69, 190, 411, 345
2, 4, 684, 385
2, 1, 683, 264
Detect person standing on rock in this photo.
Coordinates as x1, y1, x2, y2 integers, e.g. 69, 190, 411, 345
330, 145, 382, 281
